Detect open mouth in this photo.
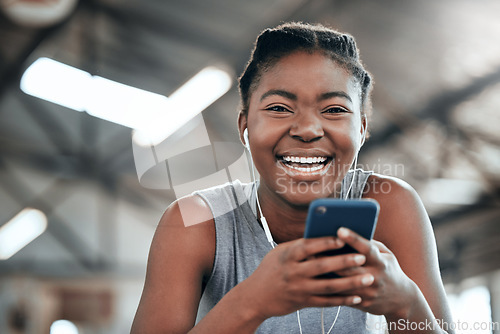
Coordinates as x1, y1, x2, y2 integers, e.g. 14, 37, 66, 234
277, 155, 333, 175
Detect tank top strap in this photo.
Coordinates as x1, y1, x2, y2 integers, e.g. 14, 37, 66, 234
340, 168, 373, 199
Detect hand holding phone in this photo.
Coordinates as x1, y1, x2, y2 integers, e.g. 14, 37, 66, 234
303, 198, 380, 277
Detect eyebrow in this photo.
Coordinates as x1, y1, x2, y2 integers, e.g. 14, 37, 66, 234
259, 89, 353, 103
260, 89, 297, 102
319, 91, 353, 103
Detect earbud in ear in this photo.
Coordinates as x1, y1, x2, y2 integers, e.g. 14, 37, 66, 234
243, 128, 250, 151
359, 123, 367, 148
359, 117, 367, 148
360, 131, 366, 147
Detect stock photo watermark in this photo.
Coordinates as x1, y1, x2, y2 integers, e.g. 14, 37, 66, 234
275, 161, 405, 196
132, 122, 407, 226
367, 319, 500, 332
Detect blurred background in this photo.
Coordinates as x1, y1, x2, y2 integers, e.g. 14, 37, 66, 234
0, 0, 499, 333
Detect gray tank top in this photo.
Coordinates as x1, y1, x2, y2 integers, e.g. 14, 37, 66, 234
194, 169, 386, 333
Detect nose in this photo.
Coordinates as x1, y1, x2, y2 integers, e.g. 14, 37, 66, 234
289, 112, 324, 142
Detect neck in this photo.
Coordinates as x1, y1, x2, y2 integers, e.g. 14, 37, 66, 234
256, 183, 310, 244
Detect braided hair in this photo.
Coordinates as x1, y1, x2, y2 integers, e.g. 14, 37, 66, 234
238, 22, 373, 123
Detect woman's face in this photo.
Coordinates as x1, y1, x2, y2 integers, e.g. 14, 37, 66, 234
240, 51, 365, 206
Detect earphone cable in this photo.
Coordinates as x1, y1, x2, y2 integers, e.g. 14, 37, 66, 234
245, 134, 361, 333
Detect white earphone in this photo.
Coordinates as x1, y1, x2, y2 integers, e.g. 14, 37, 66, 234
243, 128, 250, 151
243, 127, 275, 246
360, 129, 366, 148
243, 124, 366, 334
359, 118, 367, 148
246, 127, 365, 149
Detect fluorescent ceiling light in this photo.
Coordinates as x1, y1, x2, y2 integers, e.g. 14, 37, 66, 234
87, 76, 169, 131
137, 66, 232, 145
20, 57, 91, 111
21, 58, 232, 145
0, 208, 48, 260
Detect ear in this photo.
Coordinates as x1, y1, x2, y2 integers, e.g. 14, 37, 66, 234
237, 111, 248, 147
360, 115, 367, 147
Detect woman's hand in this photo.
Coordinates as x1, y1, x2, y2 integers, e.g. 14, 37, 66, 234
335, 227, 417, 319
235, 236, 378, 322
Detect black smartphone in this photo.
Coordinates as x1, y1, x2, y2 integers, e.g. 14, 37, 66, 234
304, 198, 380, 278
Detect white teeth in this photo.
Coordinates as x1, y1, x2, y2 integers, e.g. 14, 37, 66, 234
285, 165, 324, 172
280, 155, 331, 173
282, 156, 327, 164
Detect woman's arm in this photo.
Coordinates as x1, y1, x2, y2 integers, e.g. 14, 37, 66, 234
130, 195, 216, 334
131, 194, 269, 334
131, 194, 376, 333
339, 174, 455, 333
134, 175, 452, 333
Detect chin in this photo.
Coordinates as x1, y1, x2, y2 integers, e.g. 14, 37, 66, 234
273, 178, 340, 207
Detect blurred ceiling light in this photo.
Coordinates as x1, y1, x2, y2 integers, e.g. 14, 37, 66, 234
0, 0, 78, 28
0, 208, 48, 260
21, 58, 232, 145
50, 320, 79, 334
422, 178, 483, 205
86, 76, 169, 131
134, 66, 232, 146
21, 57, 91, 111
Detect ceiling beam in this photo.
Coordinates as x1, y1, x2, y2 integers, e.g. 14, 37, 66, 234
364, 65, 500, 151
0, 1, 83, 100
0, 172, 109, 271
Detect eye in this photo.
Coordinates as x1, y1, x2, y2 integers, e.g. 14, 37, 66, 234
266, 105, 292, 113
322, 106, 350, 114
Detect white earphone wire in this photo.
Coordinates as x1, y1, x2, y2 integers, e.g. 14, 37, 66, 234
244, 128, 366, 334
245, 129, 274, 245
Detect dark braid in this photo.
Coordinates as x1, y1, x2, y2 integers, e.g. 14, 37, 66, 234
238, 22, 373, 122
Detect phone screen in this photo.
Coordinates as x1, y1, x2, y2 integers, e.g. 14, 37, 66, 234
303, 198, 379, 277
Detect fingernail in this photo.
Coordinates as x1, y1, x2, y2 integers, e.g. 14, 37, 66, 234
361, 274, 374, 286
352, 296, 362, 304
354, 254, 366, 265
338, 227, 349, 237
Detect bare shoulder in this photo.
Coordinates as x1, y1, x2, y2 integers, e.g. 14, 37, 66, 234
131, 194, 215, 333
153, 193, 215, 275
362, 175, 454, 327
149, 192, 216, 283
364, 173, 419, 204
159, 193, 215, 230
363, 173, 432, 252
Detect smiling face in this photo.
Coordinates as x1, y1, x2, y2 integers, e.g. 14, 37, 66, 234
239, 51, 366, 207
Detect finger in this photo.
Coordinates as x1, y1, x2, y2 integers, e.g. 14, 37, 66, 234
306, 294, 363, 308
337, 227, 376, 256
335, 266, 367, 277
372, 240, 393, 254
306, 273, 374, 296
289, 237, 345, 261
298, 253, 366, 278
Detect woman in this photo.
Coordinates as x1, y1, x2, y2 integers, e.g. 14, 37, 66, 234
131, 22, 454, 333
